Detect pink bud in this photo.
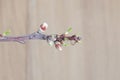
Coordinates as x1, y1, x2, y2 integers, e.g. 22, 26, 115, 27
40, 22, 48, 32
55, 42, 62, 51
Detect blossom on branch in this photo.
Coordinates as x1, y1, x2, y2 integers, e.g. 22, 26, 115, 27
0, 22, 81, 51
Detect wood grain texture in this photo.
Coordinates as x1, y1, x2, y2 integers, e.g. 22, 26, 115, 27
0, 0, 120, 80
0, 0, 27, 80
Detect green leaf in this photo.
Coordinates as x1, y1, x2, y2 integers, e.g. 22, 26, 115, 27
63, 43, 69, 46
65, 27, 72, 34
67, 27, 72, 33
3, 29, 11, 36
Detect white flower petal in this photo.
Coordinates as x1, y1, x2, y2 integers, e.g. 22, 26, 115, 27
43, 22, 48, 28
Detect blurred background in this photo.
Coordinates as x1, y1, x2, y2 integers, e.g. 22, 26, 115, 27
0, 0, 120, 80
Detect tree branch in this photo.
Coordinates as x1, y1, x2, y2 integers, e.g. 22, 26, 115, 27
0, 32, 48, 43
0, 22, 81, 51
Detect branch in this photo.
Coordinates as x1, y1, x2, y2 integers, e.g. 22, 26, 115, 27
0, 32, 47, 43
0, 22, 81, 51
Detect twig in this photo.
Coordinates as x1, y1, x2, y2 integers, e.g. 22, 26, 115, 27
0, 32, 48, 43
0, 22, 81, 51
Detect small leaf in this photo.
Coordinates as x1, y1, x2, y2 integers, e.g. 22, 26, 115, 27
3, 29, 11, 36
63, 43, 69, 46
65, 27, 72, 34
67, 27, 72, 32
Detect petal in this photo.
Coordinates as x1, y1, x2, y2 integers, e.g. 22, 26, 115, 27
63, 43, 69, 46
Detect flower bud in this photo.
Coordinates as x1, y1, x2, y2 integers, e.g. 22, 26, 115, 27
55, 42, 62, 51
40, 22, 48, 32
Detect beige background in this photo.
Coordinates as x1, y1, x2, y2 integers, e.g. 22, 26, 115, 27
0, 0, 120, 80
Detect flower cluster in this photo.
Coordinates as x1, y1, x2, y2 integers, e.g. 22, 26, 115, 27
41, 23, 81, 51
47, 34, 81, 51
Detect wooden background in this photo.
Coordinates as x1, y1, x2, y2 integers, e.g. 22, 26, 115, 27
0, 0, 120, 80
